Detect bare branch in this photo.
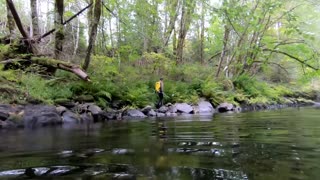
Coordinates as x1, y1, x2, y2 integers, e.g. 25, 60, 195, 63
37, 2, 93, 41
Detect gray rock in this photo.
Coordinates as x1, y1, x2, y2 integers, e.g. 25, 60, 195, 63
0, 111, 9, 121
125, 109, 147, 118
198, 101, 214, 113
100, 110, 118, 120
156, 112, 165, 117
158, 106, 169, 113
80, 113, 94, 122
23, 105, 62, 128
167, 105, 177, 113
147, 109, 157, 116
165, 112, 177, 116
56, 106, 67, 115
217, 102, 234, 113
313, 102, 320, 108
87, 104, 102, 115
62, 111, 80, 123
175, 103, 194, 114
141, 105, 153, 115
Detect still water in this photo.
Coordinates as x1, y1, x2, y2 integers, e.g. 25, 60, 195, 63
0, 107, 319, 179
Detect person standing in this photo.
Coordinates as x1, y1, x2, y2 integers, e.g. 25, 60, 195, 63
155, 78, 164, 108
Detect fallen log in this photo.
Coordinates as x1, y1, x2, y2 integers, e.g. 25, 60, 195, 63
1, 57, 90, 81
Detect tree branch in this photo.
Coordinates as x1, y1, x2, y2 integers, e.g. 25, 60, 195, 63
252, 60, 289, 74
37, 2, 93, 41
6, 0, 29, 40
263, 48, 318, 70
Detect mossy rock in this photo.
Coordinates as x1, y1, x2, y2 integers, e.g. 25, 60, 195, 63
54, 98, 75, 108
74, 95, 95, 102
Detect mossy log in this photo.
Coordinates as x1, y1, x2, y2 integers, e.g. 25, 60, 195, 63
1, 57, 90, 81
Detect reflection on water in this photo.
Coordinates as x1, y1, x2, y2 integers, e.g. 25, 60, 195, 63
0, 107, 320, 179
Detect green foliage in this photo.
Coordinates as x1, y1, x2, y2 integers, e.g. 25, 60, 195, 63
20, 74, 73, 103
200, 79, 226, 106
163, 80, 199, 104
143, 52, 173, 75
0, 44, 11, 60
233, 74, 296, 104
248, 96, 273, 105
0, 64, 19, 82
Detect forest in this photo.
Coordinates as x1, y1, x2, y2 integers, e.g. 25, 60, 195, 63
1, 0, 320, 109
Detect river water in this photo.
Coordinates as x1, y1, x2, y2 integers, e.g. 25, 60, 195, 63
0, 107, 319, 179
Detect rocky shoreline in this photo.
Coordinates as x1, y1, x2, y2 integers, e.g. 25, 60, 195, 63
0, 97, 318, 129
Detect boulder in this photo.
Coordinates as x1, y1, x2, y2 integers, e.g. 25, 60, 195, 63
141, 106, 153, 115
100, 110, 119, 120
158, 106, 169, 113
198, 101, 214, 113
167, 105, 177, 113
175, 103, 194, 114
124, 109, 147, 118
147, 109, 157, 117
0, 111, 9, 121
62, 111, 80, 123
80, 113, 94, 122
87, 104, 102, 115
156, 112, 165, 117
217, 102, 235, 113
23, 105, 62, 128
56, 106, 67, 115
313, 102, 320, 108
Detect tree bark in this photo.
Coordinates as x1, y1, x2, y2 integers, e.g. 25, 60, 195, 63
216, 25, 230, 78
6, 0, 36, 54
72, 17, 80, 60
162, 0, 179, 49
6, 0, 15, 35
176, 0, 195, 64
200, 1, 205, 64
54, 0, 64, 60
6, 0, 30, 40
83, 0, 101, 70
30, 0, 40, 37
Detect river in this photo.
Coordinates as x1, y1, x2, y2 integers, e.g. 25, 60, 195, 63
0, 107, 319, 179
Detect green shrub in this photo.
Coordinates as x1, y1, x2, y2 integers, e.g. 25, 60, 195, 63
20, 74, 73, 103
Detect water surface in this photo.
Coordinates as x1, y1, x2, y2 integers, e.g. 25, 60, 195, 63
0, 107, 319, 179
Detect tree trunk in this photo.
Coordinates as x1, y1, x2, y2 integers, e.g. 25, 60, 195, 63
54, 0, 64, 60
30, 0, 40, 38
6, 0, 30, 40
216, 25, 230, 78
176, 0, 195, 64
72, 17, 80, 61
173, 28, 177, 56
6, 0, 36, 53
200, 1, 205, 64
1, 57, 90, 81
83, 0, 101, 71
87, 0, 94, 38
6, 1, 15, 35
162, 0, 179, 49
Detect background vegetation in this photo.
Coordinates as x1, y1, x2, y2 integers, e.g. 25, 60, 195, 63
1, 0, 320, 109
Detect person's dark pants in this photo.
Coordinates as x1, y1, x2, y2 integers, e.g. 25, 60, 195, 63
157, 92, 163, 108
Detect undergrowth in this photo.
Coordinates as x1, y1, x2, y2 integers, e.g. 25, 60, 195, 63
0, 53, 318, 108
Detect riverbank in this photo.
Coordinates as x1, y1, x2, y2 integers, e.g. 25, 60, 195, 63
0, 96, 318, 129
